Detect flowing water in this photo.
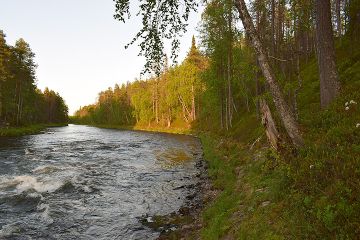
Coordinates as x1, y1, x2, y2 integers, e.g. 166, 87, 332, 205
0, 125, 203, 239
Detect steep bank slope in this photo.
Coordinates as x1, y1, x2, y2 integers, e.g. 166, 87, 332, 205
198, 40, 360, 239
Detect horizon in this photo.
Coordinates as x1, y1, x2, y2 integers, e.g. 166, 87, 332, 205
0, 0, 202, 115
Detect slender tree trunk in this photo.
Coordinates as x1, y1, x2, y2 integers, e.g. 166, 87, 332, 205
167, 107, 171, 127
0, 82, 2, 120
255, 67, 260, 119
227, 16, 233, 127
276, 0, 285, 57
271, 0, 276, 56
155, 80, 159, 124
220, 88, 224, 129
315, 0, 341, 108
234, 0, 304, 147
225, 96, 228, 130
336, 0, 342, 36
294, 50, 302, 120
191, 84, 196, 121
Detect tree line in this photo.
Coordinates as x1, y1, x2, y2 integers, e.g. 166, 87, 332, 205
0, 30, 68, 127
73, 37, 207, 127
75, 0, 359, 147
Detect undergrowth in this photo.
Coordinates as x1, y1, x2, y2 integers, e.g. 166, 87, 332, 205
199, 39, 360, 239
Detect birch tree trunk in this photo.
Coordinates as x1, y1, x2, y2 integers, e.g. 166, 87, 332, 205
234, 0, 304, 147
191, 84, 196, 121
315, 0, 341, 108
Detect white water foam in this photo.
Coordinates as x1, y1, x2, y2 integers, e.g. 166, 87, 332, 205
0, 175, 64, 193
15, 176, 63, 193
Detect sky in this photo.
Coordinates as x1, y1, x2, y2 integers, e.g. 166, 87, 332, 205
0, 0, 202, 115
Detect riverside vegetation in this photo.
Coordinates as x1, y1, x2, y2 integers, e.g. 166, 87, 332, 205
0, 30, 68, 136
72, 0, 360, 238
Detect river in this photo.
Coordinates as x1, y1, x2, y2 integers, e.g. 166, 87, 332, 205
0, 125, 203, 239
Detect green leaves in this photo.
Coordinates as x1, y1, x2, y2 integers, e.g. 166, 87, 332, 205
114, 0, 198, 75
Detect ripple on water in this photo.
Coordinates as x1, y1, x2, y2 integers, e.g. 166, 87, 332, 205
0, 125, 203, 240
0, 223, 22, 238
32, 165, 62, 174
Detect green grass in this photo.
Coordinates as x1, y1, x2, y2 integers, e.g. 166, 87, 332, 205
72, 123, 192, 135
0, 123, 68, 137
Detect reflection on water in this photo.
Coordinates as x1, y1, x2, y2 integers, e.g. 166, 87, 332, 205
0, 125, 202, 239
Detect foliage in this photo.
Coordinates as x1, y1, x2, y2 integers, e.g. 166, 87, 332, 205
74, 38, 207, 129
199, 39, 360, 239
113, 0, 198, 74
0, 30, 68, 127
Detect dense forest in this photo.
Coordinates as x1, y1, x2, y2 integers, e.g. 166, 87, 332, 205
73, 0, 360, 238
0, 30, 68, 127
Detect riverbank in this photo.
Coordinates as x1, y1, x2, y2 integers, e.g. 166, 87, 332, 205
0, 123, 68, 137
68, 122, 194, 136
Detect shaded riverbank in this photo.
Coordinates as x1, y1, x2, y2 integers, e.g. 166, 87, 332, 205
0, 123, 68, 137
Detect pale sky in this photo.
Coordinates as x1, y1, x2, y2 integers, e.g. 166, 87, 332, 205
0, 0, 202, 115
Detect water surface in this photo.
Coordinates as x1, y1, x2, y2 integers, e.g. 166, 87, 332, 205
0, 125, 202, 239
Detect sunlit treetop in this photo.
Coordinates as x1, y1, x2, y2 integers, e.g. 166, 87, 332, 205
113, 0, 199, 76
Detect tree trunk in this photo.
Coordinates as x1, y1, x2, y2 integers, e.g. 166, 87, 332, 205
260, 99, 280, 150
227, 36, 232, 127
167, 107, 171, 127
294, 49, 302, 120
155, 80, 159, 124
276, 0, 285, 57
191, 84, 196, 121
227, 4, 233, 128
315, 0, 341, 108
225, 96, 228, 130
336, 0, 342, 36
220, 88, 224, 129
0, 82, 2, 120
255, 67, 260, 120
271, 0, 276, 56
234, 0, 304, 147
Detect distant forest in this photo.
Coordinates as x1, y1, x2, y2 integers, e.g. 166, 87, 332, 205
0, 30, 68, 127
73, 0, 359, 137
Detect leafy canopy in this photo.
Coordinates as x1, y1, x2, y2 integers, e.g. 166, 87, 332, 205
113, 0, 198, 75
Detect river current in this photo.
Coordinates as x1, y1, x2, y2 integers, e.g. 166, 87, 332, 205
0, 125, 203, 239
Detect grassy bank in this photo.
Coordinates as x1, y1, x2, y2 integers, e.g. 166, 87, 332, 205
0, 123, 68, 137
198, 39, 360, 239
70, 122, 192, 135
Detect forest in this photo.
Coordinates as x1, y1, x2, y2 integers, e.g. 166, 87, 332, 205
72, 0, 360, 238
0, 30, 68, 131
